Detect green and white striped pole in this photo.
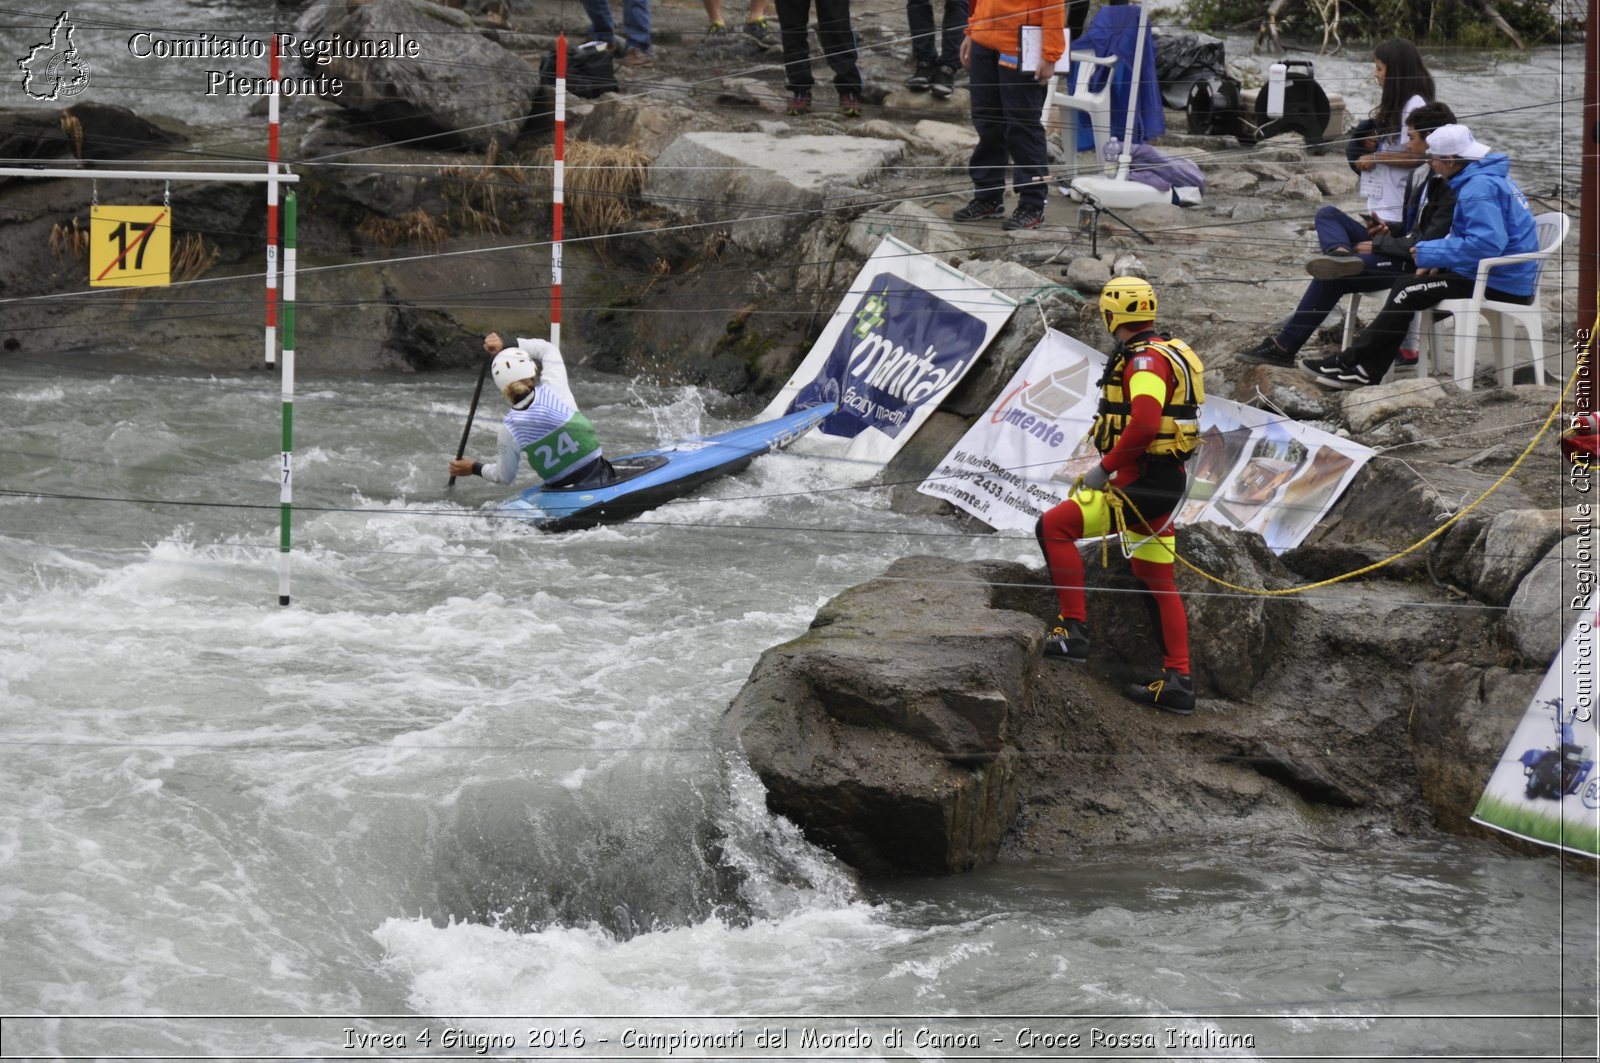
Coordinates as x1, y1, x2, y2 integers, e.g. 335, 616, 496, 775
278, 190, 297, 606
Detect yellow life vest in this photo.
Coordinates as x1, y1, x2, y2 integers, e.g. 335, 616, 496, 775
1090, 331, 1205, 459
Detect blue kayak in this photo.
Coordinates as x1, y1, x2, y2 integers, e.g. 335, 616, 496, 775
498, 402, 836, 531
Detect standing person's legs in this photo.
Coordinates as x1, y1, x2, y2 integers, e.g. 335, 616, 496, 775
937, 0, 968, 67
907, 0, 937, 65
965, 43, 1008, 204
619, 0, 652, 53
996, 63, 1049, 209
580, 0, 616, 45
774, 0, 816, 93
812, 0, 862, 95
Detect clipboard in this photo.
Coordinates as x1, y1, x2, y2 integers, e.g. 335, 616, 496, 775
1018, 25, 1042, 72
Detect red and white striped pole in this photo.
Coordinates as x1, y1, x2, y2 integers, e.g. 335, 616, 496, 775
551, 32, 566, 351
264, 33, 281, 366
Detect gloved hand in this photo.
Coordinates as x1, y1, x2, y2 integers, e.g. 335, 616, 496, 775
1081, 462, 1110, 491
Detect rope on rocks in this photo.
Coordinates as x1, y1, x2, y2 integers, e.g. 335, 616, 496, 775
1082, 309, 1597, 597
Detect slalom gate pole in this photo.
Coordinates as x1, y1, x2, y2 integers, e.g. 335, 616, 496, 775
278, 191, 297, 607
264, 33, 280, 367
552, 31, 566, 350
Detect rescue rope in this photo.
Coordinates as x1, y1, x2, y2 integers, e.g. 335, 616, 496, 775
1083, 312, 1596, 597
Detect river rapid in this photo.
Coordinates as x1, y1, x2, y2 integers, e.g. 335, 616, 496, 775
3, 0, 1598, 1059
3, 354, 1596, 1059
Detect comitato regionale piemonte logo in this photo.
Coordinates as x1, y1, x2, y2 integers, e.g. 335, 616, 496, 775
17, 10, 92, 101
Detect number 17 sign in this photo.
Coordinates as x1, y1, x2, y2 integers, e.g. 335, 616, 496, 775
89, 205, 171, 287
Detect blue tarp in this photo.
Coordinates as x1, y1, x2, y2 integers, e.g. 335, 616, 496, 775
1070, 4, 1166, 150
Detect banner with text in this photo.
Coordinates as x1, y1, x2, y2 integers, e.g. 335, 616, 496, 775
758, 235, 1016, 478
1472, 605, 1600, 858
917, 329, 1374, 551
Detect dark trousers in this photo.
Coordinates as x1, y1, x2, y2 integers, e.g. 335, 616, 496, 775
907, 0, 967, 67
1344, 271, 1534, 380
775, 0, 863, 95
1313, 205, 1372, 253
967, 42, 1050, 209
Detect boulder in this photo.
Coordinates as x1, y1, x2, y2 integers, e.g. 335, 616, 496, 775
1063, 255, 1112, 292
1470, 509, 1573, 606
1504, 537, 1580, 664
723, 557, 1038, 874
1341, 376, 1447, 433
1281, 173, 1325, 202
0, 103, 183, 164
294, 0, 538, 151
572, 94, 700, 159
845, 200, 966, 261
644, 132, 904, 255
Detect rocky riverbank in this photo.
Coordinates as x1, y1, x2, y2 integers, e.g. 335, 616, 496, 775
1, 0, 1586, 870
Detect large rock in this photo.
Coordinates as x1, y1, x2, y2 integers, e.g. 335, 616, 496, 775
1504, 536, 1584, 664
1341, 377, 1447, 433
295, 0, 538, 151
845, 200, 966, 261
644, 132, 905, 255
723, 557, 1038, 874
0, 103, 183, 165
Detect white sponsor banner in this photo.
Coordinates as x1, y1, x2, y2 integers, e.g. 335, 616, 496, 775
918, 329, 1374, 552
1472, 607, 1600, 858
758, 235, 1016, 478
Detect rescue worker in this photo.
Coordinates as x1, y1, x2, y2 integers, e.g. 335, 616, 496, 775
1037, 277, 1203, 714
447, 332, 618, 489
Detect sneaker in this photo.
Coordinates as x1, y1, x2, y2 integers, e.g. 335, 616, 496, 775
838, 92, 862, 118
1302, 356, 1360, 389
786, 89, 812, 115
705, 20, 728, 36
1334, 362, 1377, 386
620, 48, 654, 67
742, 17, 780, 49
1125, 668, 1195, 715
907, 60, 935, 91
1397, 347, 1419, 366
1001, 203, 1045, 231
1235, 336, 1294, 367
1042, 616, 1090, 661
1306, 250, 1364, 279
929, 64, 956, 98
952, 197, 1005, 221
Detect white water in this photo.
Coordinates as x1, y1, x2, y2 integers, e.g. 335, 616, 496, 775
1, 357, 1596, 1059
3, 1, 1596, 1057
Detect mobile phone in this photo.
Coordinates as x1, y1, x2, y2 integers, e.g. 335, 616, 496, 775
1360, 212, 1379, 226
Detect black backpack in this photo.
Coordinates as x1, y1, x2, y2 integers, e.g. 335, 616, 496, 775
540, 43, 620, 99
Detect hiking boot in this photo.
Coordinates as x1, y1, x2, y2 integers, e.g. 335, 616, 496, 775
1306, 250, 1364, 279
1042, 616, 1090, 661
838, 92, 863, 117
742, 17, 780, 49
1236, 336, 1294, 367
1001, 203, 1045, 230
929, 64, 956, 98
786, 89, 812, 115
620, 47, 654, 67
952, 197, 1004, 221
907, 60, 935, 91
1125, 668, 1195, 715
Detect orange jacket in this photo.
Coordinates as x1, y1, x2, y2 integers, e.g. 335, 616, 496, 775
966, 0, 1065, 63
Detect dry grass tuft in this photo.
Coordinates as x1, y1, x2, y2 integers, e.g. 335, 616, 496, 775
171, 233, 219, 282
50, 217, 89, 261
534, 139, 649, 237
59, 112, 83, 158
439, 139, 525, 234
357, 209, 448, 249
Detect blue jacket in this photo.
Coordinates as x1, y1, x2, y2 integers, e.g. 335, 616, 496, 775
1412, 154, 1540, 297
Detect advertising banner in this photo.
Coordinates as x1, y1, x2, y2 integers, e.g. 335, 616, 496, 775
919, 329, 1374, 552
1472, 607, 1600, 858
759, 236, 1016, 477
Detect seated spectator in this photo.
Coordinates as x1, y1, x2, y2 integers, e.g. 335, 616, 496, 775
1236, 101, 1457, 368
1302, 123, 1540, 389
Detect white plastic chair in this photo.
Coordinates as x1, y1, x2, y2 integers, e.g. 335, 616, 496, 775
1045, 51, 1118, 177
1423, 211, 1570, 391
1341, 211, 1569, 390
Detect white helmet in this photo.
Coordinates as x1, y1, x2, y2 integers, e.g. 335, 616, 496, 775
492, 342, 550, 408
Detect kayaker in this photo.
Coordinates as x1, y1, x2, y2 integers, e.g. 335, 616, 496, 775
447, 332, 619, 488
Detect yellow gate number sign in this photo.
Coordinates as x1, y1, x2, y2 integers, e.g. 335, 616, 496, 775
89, 205, 171, 287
